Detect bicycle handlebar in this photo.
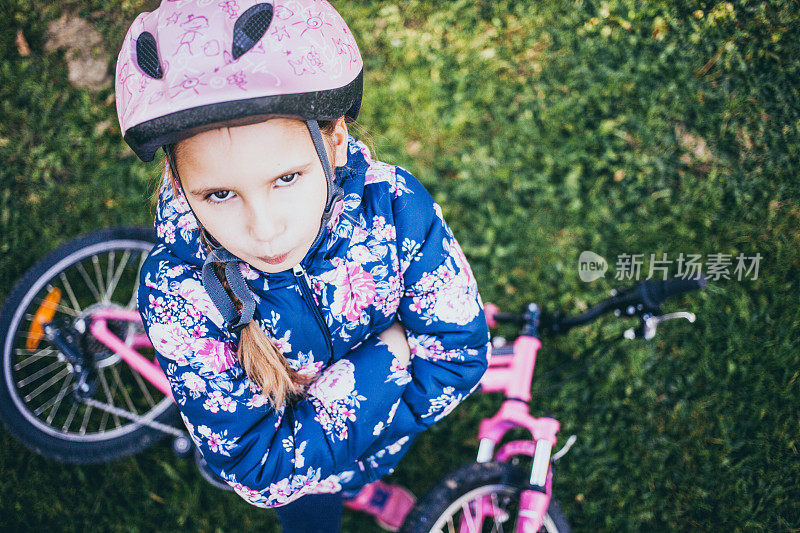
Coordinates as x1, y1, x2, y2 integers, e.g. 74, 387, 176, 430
486, 274, 707, 336
613, 275, 707, 311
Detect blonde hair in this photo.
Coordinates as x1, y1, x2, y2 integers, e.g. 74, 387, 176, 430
163, 118, 343, 409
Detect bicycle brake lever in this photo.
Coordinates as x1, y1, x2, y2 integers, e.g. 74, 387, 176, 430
551, 434, 577, 463
623, 311, 696, 340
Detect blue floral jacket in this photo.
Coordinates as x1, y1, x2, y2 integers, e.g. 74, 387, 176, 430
138, 136, 490, 507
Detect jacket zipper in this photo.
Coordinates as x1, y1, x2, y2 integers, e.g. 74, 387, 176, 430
292, 263, 334, 364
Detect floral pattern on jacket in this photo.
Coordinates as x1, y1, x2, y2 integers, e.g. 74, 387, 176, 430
138, 135, 490, 507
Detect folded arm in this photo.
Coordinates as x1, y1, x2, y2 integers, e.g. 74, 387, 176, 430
391, 168, 491, 429
138, 263, 410, 508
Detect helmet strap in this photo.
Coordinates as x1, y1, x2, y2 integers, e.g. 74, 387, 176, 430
201, 247, 257, 333
305, 119, 344, 251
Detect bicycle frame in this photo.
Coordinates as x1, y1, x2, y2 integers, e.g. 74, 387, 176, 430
467, 333, 560, 532
86, 308, 173, 400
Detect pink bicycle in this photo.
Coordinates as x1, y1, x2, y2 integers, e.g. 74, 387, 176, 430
401, 274, 706, 533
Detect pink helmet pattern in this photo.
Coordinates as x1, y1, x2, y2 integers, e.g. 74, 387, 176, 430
115, 0, 364, 162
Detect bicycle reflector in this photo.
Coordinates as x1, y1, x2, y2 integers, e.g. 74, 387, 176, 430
26, 287, 62, 351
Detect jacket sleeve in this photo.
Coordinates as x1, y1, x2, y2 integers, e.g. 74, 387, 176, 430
137, 255, 411, 508
392, 167, 491, 429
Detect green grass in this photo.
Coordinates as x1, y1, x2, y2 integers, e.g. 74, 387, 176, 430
2, 0, 799, 530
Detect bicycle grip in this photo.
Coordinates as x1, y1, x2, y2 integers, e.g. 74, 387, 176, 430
484, 303, 524, 328
641, 274, 707, 308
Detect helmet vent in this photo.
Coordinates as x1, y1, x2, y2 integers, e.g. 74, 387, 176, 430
232, 3, 274, 60
136, 31, 163, 79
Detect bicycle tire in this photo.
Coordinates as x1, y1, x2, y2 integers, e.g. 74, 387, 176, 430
0, 227, 180, 464
401, 461, 570, 533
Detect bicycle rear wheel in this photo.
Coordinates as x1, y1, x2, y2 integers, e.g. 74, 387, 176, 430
401, 461, 570, 533
0, 227, 180, 463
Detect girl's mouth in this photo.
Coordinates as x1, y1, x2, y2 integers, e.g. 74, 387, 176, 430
258, 252, 289, 265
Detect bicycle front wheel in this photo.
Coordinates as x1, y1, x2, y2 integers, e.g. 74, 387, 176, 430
0, 227, 179, 464
401, 461, 570, 533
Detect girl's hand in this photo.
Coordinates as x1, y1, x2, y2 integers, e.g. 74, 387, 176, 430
378, 320, 411, 369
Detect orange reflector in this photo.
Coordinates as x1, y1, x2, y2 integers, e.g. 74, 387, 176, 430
26, 287, 62, 351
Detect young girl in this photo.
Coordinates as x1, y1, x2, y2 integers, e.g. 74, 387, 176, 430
115, 1, 490, 531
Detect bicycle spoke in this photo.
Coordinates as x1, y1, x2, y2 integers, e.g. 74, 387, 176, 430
59, 272, 82, 314
77, 261, 102, 302
17, 359, 66, 388
14, 348, 58, 370
98, 398, 112, 433
446, 516, 456, 533
462, 501, 479, 533
105, 250, 130, 304
24, 367, 70, 403
79, 400, 92, 435
28, 294, 80, 318
490, 493, 504, 533
96, 368, 122, 428
126, 251, 148, 310
99, 366, 120, 432
110, 364, 138, 415
106, 251, 115, 300
37, 372, 73, 420
131, 365, 156, 408
44, 373, 73, 423
92, 255, 107, 303
62, 401, 79, 432
53, 301, 81, 317
15, 330, 58, 342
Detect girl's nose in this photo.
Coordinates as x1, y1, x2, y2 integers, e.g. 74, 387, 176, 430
247, 203, 283, 245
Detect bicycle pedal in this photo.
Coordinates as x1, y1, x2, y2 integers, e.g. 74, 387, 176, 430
172, 435, 194, 458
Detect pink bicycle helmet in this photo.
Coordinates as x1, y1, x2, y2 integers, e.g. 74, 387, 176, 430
115, 0, 363, 162
115, 0, 365, 333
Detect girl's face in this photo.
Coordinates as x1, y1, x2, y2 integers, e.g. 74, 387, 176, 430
174, 117, 349, 273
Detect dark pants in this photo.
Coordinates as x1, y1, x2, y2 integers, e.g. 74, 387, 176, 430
274, 492, 345, 533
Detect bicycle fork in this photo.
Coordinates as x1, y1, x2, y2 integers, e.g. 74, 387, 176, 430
518, 437, 554, 533
475, 404, 561, 532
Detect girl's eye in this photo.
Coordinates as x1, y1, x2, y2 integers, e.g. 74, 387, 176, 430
275, 172, 300, 187
202, 173, 298, 203
205, 190, 235, 203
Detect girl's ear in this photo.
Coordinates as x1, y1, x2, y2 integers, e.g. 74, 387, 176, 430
331, 116, 349, 167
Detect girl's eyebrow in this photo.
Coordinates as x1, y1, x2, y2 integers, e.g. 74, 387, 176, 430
188, 162, 314, 196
